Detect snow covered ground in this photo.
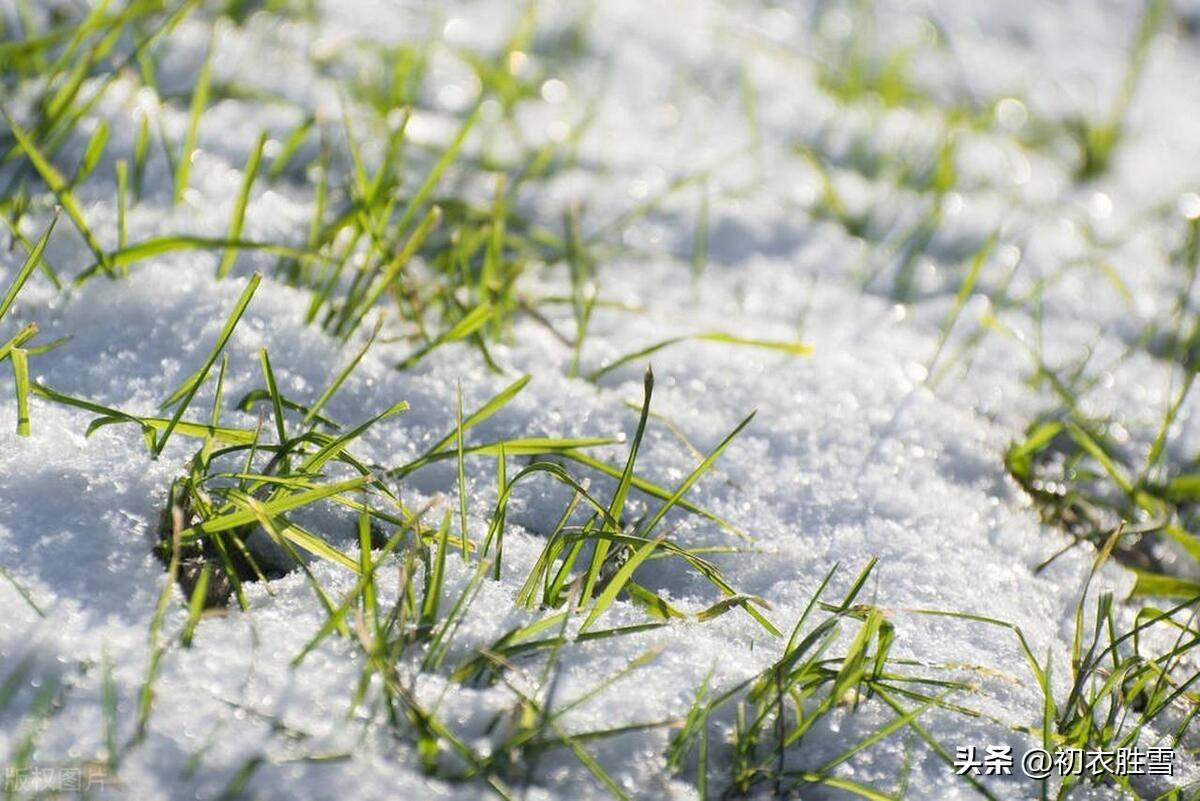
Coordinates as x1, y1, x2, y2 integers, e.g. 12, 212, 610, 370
3, 1, 1200, 799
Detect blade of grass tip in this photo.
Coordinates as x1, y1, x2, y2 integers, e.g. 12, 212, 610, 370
1, 211, 58, 319
174, 29, 214, 205
217, 131, 266, 279
0, 323, 38, 364
259, 348, 288, 448
154, 273, 261, 457
2, 110, 111, 275
457, 382, 469, 562
581, 366, 653, 604
11, 348, 31, 436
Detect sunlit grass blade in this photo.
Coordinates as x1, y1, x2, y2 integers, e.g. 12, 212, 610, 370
587, 333, 810, 382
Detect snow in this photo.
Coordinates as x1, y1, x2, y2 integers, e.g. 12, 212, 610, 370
3, 0, 1200, 798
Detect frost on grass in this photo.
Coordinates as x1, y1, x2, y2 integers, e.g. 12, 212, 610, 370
2, 1, 1200, 799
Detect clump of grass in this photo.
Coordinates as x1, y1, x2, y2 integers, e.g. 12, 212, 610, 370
1067, 0, 1169, 180
668, 560, 987, 800
997, 218, 1200, 595
16, 2, 1200, 798
815, 1, 927, 111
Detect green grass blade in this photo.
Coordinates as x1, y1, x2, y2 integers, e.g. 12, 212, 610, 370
396, 302, 494, 371
174, 30, 214, 204
580, 534, 666, 631
180, 476, 371, 539
581, 366, 653, 604
2, 109, 110, 275
639, 410, 756, 538
393, 104, 480, 236
456, 382, 469, 562
259, 348, 288, 448
180, 565, 211, 647
0, 212, 57, 320
71, 120, 109, 186
115, 159, 128, 250
11, 347, 31, 436
217, 132, 266, 279
587, 333, 810, 382
153, 273, 261, 457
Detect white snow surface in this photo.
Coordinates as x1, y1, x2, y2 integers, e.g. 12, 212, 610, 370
2, 0, 1200, 799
